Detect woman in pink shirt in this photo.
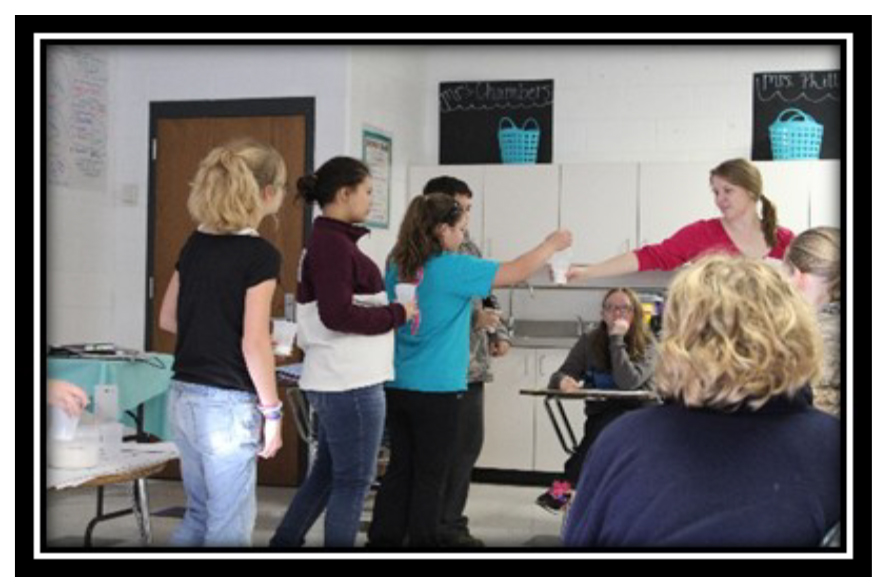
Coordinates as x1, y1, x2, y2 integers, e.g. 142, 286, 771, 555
568, 158, 795, 280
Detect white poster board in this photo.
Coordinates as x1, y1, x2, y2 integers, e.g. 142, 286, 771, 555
362, 128, 392, 229
47, 47, 108, 190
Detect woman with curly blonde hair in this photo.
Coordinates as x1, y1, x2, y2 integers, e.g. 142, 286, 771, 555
562, 255, 840, 547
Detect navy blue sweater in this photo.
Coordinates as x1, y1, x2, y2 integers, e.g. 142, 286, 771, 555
562, 392, 841, 548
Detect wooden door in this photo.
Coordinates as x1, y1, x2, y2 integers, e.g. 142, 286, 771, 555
147, 100, 312, 486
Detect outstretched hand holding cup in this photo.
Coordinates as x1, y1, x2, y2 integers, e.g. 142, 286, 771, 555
548, 247, 573, 285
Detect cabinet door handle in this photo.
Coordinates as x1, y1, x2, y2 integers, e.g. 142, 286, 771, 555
538, 354, 546, 377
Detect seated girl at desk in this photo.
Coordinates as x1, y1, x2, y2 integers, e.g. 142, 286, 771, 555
537, 287, 656, 513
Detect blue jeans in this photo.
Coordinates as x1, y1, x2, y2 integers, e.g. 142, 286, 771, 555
270, 383, 385, 548
167, 380, 261, 547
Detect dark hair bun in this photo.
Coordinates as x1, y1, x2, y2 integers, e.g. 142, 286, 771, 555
297, 157, 371, 208
296, 174, 319, 202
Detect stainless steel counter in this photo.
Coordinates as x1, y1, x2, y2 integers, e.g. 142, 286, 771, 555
509, 336, 578, 349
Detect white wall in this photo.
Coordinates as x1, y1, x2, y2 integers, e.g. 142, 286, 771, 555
346, 47, 431, 267
422, 44, 840, 163
47, 45, 351, 348
45, 43, 842, 348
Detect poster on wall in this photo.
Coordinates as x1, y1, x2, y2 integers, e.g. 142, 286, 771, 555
440, 79, 553, 165
752, 70, 840, 161
46, 47, 109, 189
362, 127, 392, 229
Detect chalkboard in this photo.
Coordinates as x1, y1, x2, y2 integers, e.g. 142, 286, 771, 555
752, 70, 840, 160
440, 80, 553, 165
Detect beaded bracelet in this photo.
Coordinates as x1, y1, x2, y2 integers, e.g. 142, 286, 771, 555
258, 402, 284, 420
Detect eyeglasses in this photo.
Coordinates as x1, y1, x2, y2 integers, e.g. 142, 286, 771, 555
603, 304, 633, 314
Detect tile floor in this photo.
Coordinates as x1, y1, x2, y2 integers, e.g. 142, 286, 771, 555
44, 478, 565, 550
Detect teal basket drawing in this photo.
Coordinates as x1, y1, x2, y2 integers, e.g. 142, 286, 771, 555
768, 108, 824, 160
498, 117, 540, 164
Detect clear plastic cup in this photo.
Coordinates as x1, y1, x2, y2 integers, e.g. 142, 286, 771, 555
272, 319, 298, 356
48, 424, 100, 469
48, 404, 80, 441
395, 283, 417, 305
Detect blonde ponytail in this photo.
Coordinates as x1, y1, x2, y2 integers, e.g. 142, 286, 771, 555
187, 139, 286, 233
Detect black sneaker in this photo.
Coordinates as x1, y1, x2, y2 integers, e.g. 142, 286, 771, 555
439, 530, 485, 548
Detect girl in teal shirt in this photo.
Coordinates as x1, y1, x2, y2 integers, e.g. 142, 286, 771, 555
367, 192, 572, 547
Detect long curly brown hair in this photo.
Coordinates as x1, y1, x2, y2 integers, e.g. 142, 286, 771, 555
588, 288, 652, 369
388, 193, 464, 281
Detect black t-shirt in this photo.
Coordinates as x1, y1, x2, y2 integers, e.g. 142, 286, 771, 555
172, 231, 281, 393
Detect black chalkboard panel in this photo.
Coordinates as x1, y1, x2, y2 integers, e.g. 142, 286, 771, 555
440, 80, 553, 164
752, 70, 841, 160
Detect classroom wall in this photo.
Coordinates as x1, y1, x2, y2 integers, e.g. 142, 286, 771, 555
45, 43, 841, 348
47, 45, 352, 348
420, 44, 841, 321
346, 47, 431, 267
422, 44, 840, 164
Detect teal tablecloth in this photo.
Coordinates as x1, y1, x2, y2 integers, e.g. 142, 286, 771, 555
46, 354, 175, 440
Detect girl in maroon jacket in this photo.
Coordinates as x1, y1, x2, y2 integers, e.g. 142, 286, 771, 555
270, 157, 416, 548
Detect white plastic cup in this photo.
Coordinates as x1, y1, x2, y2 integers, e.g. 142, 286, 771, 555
395, 283, 417, 305
272, 319, 298, 356
48, 404, 80, 441
549, 248, 573, 286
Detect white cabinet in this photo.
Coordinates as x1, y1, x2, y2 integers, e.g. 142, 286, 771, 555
809, 160, 841, 228
560, 164, 639, 263
407, 165, 486, 246
754, 160, 841, 232
482, 165, 560, 261
478, 346, 577, 473
753, 160, 811, 235
638, 161, 720, 246
477, 347, 536, 471
531, 349, 583, 473
408, 160, 841, 273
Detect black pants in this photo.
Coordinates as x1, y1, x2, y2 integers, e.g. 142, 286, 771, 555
367, 388, 461, 547
439, 381, 484, 540
563, 400, 643, 486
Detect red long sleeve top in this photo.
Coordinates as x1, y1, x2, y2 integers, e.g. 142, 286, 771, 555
633, 218, 795, 271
